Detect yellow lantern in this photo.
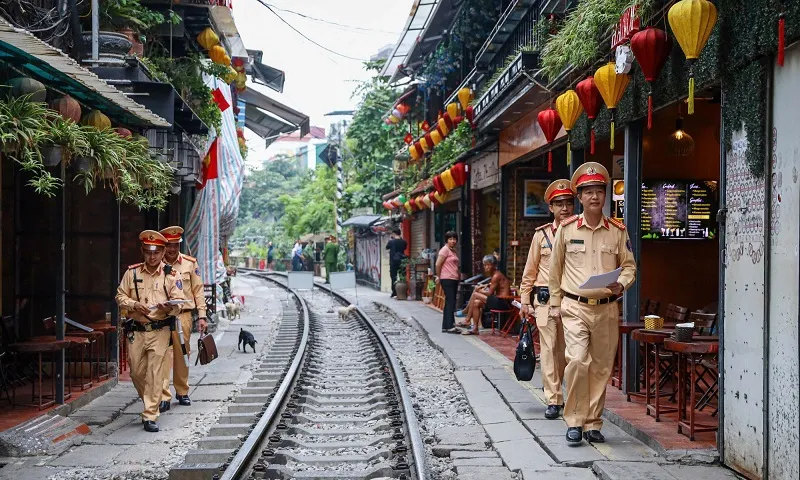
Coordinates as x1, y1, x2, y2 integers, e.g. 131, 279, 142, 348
223, 67, 238, 84
415, 196, 426, 210
446, 102, 459, 120
594, 62, 630, 150
209, 45, 227, 64
437, 118, 450, 137
555, 90, 583, 166
409, 145, 421, 161
404, 201, 413, 213
197, 27, 219, 50
668, 0, 718, 115
420, 136, 431, 153
81, 110, 111, 130
441, 169, 456, 191
457, 88, 472, 111
430, 130, 443, 146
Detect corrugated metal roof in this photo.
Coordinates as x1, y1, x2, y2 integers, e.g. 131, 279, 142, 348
0, 17, 170, 128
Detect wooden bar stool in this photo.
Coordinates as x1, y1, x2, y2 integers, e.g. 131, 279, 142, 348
8, 339, 70, 409
85, 322, 117, 381
664, 338, 719, 440
630, 329, 679, 421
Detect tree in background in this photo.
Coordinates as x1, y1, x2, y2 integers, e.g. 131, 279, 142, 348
279, 165, 336, 239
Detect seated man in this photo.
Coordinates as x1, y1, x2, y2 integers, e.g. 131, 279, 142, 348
461, 255, 511, 335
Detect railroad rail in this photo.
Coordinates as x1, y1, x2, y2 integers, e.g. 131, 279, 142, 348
207, 270, 426, 480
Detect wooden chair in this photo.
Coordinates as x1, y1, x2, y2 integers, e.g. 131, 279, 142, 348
687, 312, 719, 408
688, 312, 717, 336
664, 304, 689, 323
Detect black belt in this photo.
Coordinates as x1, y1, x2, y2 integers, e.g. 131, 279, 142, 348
131, 319, 172, 332
564, 292, 618, 306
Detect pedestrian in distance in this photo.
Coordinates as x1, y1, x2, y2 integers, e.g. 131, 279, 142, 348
291, 239, 304, 271
267, 241, 275, 272
115, 230, 186, 432
548, 162, 636, 446
519, 179, 575, 421
158, 226, 208, 413
324, 235, 340, 283
386, 228, 407, 298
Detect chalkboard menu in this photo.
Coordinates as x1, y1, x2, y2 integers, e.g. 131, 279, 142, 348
641, 180, 717, 240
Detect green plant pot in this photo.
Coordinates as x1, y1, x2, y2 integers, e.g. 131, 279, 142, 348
41, 145, 63, 166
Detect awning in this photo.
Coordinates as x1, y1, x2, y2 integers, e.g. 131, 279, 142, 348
381, 0, 464, 84
0, 18, 169, 128
342, 215, 383, 228
209, 5, 248, 59
240, 87, 310, 142
247, 50, 285, 93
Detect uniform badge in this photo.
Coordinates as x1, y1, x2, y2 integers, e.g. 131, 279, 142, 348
626, 239, 633, 252
195, 268, 200, 275
176, 279, 183, 290
587, 166, 596, 175
558, 182, 567, 190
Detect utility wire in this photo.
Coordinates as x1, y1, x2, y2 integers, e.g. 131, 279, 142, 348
255, 0, 369, 62
262, 2, 400, 34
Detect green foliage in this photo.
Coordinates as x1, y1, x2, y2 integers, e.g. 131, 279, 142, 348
342, 60, 405, 215
540, 0, 652, 82
98, 0, 181, 35
428, 121, 472, 173
238, 157, 303, 222
279, 165, 336, 239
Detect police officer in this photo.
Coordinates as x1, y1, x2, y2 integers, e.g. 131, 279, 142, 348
519, 179, 575, 420
115, 230, 186, 432
159, 226, 208, 411
548, 162, 636, 446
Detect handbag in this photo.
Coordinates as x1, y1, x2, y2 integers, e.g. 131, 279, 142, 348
513, 320, 537, 381
195, 332, 218, 366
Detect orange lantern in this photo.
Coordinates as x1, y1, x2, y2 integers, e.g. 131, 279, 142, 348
415, 196, 426, 210
555, 90, 583, 166
594, 62, 630, 150
446, 102, 459, 120
409, 144, 421, 161
437, 117, 450, 136
209, 45, 227, 64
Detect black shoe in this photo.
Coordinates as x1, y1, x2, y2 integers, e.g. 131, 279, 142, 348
583, 429, 605, 443
159, 401, 171, 413
176, 395, 192, 406
545, 405, 562, 420
143, 420, 159, 432
566, 427, 583, 445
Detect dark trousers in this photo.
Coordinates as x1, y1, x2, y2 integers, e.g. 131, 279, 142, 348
441, 279, 459, 330
390, 262, 399, 297
292, 256, 302, 271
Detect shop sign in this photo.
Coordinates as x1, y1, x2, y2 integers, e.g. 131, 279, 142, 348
471, 152, 500, 190
611, 6, 640, 50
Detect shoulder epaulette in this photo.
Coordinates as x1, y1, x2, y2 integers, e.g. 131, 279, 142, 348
560, 215, 579, 227
181, 254, 197, 262
535, 224, 550, 231
128, 263, 143, 270
608, 217, 626, 230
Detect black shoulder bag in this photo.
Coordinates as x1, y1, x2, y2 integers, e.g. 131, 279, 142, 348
513, 319, 537, 381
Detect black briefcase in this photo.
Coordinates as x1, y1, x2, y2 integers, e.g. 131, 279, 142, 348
513, 320, 537, 381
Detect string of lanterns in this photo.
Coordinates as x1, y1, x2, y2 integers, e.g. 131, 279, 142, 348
381, 162, 467, 214
408, 87, 474, 161
540, 0, 717, 165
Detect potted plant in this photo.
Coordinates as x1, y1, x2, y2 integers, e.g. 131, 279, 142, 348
41, 117, 90, 167
84, 0, 180, 58
422, 278, 436, 304
395, 258, 409, 300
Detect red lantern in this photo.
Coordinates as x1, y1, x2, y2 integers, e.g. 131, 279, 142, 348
404, 132, 413, 144
537, 108, 562, 173
429, 191, 441, 206
465, 105, 474, 126
451, 163, 467, 186
50, 95, 82, 123
442, 112, 454, 131
454, 115, 464, 125
115, 127, 133, 138
413, 142, 424, 159
575, 77, 601, 155
424, 133, 434, 151
630, 27, 672, 130
420, 120, 431, 132
433, 175, 446, 195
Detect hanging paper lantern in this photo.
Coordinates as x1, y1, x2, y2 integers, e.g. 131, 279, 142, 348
434, 191, 447, 204
537, 108, 562, 173
555, 90, 583, 167
433, 175, 446, 195
232, 57, 246, 69
575, 77, 602, 155
409, 144, 421, 161
209, 44, 228, 64
594, 62, 630, 150
435, 123, 447, 139
424, 133, 435, 150
50, 95, 82, 123
197, 27, 219, 50
446, 103, 459, 120
668, 0, 717, 115
451, 163, 467, 187
415, 196, 426, 211
114, 127, 132, 138
465, 105, 475, 126
428, 191, 440, 206
404, 201, 414, 213
442, 113, 455, 131
437, 118, 450, 137
778, 13, 786, 67
630, 27, 672, 129
81, 110, 111, 130
412, 142, 424, 159
441, 169, 456, 191
430, 130, 443, 146
397, 194, 407, 206
457, 88, 472, 111
454, 115, 464, 126
9, 77, 46, 102
422, 194, 432, 209
404, 132, 413, 145
419, 120, 431, 132
223, 67, 238, 84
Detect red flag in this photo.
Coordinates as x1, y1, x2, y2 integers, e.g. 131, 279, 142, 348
211, 88, 230, 112
197, 139, 219, 189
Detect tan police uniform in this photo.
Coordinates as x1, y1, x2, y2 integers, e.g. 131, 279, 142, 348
159, 226, 206, 404
115, 231, 185, 425
519, 179, 574, 408
548, 163, 636, 432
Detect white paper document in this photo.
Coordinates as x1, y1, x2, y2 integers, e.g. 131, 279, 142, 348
149, 300, 187, 309
579, 267, 622, 289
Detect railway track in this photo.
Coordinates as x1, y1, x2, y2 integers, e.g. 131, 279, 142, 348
171, 270, 426, 480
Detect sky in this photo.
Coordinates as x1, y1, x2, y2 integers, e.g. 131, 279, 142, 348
232, 0, 415, 166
